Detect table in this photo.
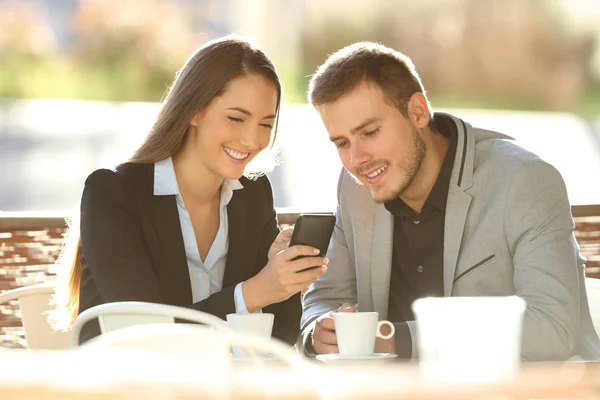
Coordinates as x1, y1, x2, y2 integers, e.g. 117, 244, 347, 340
0, 348, 598, 399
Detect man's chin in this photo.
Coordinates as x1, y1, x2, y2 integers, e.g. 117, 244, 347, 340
370, 184, 402, 204
370, 189, 391, 204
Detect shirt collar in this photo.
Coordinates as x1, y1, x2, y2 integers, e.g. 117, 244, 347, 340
384, 113, 457, 217
153, 156, 243, 206
426, 113, 457, 211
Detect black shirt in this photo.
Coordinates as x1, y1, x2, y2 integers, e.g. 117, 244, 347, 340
384, 114, 457, 357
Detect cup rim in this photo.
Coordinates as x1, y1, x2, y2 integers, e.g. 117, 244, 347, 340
226, 312, 275, 319
332, 311, 378, 317
412, 296, 526, 314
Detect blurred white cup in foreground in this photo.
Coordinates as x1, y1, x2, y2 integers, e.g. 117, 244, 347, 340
226, 313, 274, 358
412, 296, 526, 383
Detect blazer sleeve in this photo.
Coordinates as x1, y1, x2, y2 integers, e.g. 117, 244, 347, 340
258, 176, 302, 345
505, 160, 582, 361
297, 170, 358, 355
80, 169, 165, 303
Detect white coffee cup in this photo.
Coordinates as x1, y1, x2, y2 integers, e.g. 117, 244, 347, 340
412, 296, 526, 383
333, 312, 395, 357
226, 313, 274, 358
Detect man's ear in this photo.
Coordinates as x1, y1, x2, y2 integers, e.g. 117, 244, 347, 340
407, 92, 431, 129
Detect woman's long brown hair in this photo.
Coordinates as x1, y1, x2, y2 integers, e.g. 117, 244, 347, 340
50, 36, 282, 330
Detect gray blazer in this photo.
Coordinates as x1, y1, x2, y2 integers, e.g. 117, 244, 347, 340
300, 113, 600, 361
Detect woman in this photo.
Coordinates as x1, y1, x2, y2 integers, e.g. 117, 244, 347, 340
52, 36, 327, 345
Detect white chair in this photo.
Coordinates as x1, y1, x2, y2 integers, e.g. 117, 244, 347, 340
69, 301, 231, 348
79, 323, 308, 369
585, 277, 600, 336
0, 283, 68, 350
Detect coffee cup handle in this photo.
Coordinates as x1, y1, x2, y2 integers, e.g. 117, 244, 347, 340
376, 320, 395, 340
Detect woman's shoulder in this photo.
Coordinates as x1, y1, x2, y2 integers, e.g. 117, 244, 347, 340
237, 174, 273, 195
84, 162, 153, 200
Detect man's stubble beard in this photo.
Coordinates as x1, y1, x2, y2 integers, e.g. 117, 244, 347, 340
370, 126, 426, 204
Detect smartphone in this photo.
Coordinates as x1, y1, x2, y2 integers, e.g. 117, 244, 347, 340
289, 213, 336, 272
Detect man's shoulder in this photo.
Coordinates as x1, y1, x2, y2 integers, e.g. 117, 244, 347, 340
471, 128, 565, 198
473, 128, 544, 173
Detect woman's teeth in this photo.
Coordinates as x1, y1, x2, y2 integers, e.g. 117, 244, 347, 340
367, 164, 388, 178
223, 146, 249, 160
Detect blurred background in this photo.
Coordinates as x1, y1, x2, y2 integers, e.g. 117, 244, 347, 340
1, 0, 599, 213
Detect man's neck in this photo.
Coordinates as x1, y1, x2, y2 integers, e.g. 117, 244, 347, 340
400, 127, 450, 214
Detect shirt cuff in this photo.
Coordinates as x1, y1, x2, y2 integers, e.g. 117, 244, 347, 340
233, 282, 262, 314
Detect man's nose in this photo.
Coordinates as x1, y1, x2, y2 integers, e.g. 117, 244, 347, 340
349, 144, 370, 169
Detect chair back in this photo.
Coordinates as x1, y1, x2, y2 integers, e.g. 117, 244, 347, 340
69, 301, 230, 347
0, 283, 68, 350
81, 323, 308, 369
585, 277, 600, 335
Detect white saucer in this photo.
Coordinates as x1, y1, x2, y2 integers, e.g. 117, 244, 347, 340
316, 353, 397, 364
232, 353, 278, 362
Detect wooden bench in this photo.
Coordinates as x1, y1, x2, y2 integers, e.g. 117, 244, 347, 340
1, 206, 599, 348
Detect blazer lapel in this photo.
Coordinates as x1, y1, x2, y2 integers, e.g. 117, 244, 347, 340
443, 115, 475, 296
151, 194, 193, 305
369, 203, 394, 317
223, 192, 247, 288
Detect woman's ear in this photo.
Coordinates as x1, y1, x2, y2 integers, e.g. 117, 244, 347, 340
190, 110, 203, 127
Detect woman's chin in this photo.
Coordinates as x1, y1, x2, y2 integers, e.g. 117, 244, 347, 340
220, 166, 245, 180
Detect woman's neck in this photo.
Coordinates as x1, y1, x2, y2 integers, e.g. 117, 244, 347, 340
172, 143, 223, 209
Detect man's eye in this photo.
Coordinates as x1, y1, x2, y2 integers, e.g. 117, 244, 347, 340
365, 128, 379, 136
228, 116, 244, 123
336, 140, 348, 149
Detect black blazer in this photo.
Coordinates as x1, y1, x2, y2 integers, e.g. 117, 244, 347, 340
78, 162, 300, 344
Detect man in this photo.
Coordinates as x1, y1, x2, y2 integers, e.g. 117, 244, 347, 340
299, 42, 600, 361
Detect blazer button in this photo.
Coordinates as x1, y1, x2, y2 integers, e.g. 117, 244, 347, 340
416, 265, 424, 273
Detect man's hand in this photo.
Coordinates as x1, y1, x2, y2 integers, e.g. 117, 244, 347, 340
311, 303, 356, 354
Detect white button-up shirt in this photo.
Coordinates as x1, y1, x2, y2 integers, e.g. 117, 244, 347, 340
154, 156, 254, 313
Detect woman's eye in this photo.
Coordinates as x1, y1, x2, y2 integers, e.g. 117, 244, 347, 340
228, 116, 244, 123
260, 123, 273, 129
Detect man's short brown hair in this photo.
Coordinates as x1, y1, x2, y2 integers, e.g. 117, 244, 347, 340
308, 42, 428, 116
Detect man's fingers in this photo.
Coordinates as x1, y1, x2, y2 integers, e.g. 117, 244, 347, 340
314, 328, 338, 346
314, 342, 339, 355
336, 306, 356, 313
317, 316, 335, 331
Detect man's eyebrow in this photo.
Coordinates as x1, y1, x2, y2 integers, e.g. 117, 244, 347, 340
329, 117, 381, 143
350, 117, 380, 134
227, 107, 276, 119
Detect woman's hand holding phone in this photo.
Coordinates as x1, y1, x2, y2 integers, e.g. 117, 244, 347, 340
243, 231, 327, 312
267, 226, 294, 260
